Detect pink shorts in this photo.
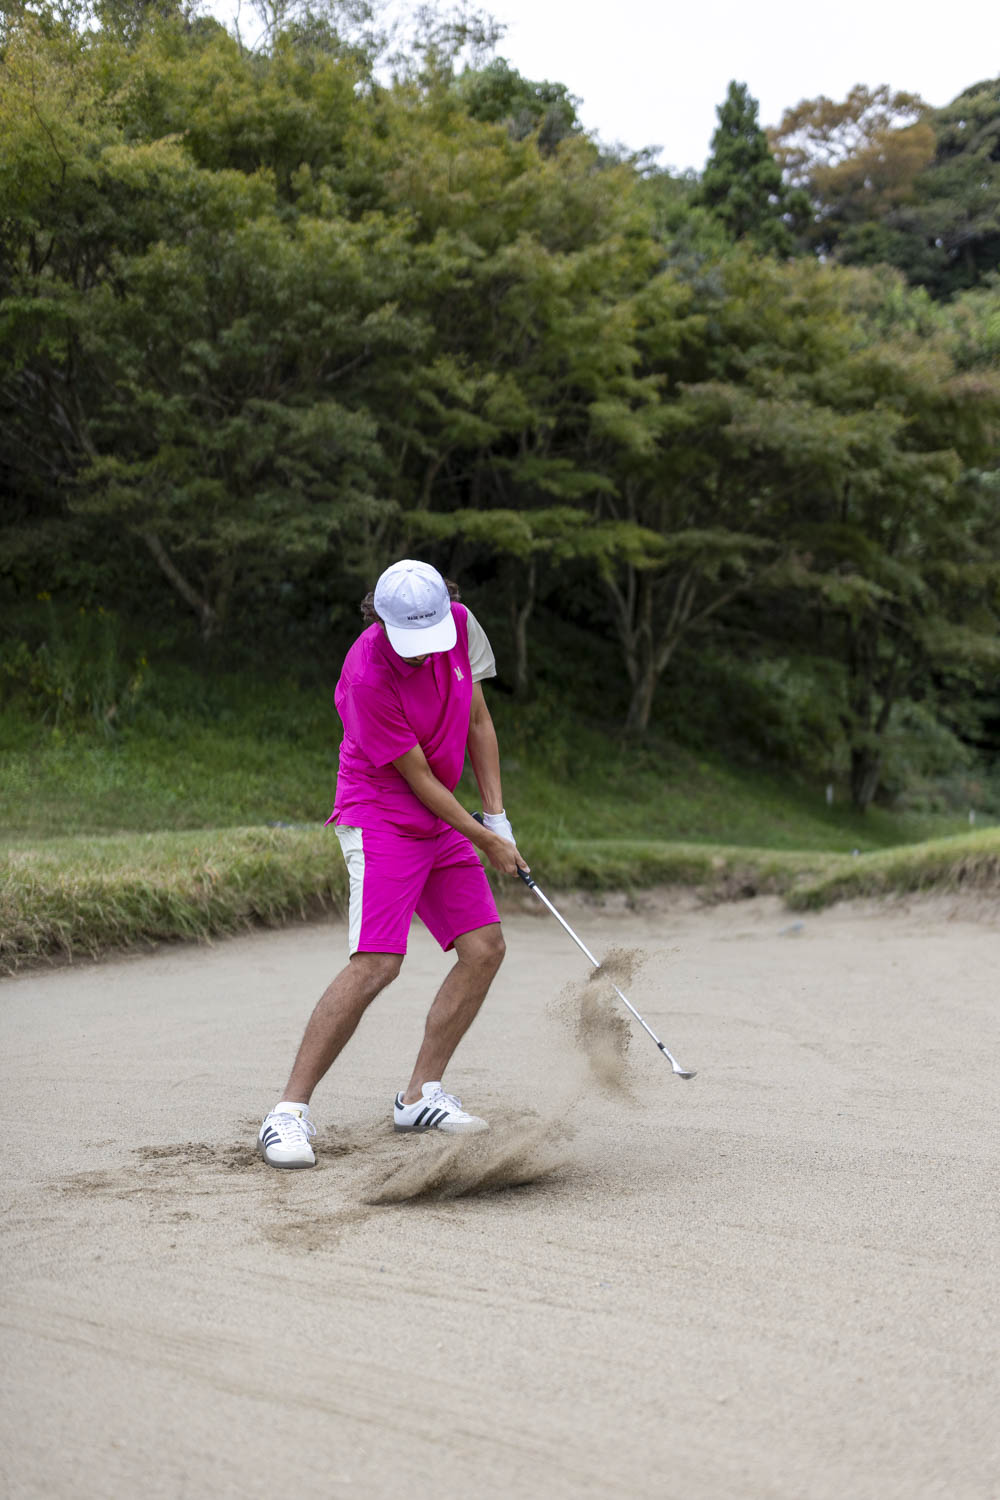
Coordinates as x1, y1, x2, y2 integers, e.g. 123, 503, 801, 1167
334, 824, 500, 956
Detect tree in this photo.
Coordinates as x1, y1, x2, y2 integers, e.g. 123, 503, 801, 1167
77, 164, 427, 635
724, 262, 1000, 808
0, 14, 124, 558
402, 506, 661, 698
355, 79, 665, 535
696, 81, 804, 255
771, 80, 1000, 297
899, 78, 1000, 296
3, 3, 998, 813
0, 13, 412, 633
593, 248, 1000, 790
455, 57, 580, 153
769, 84, 935, 263
573, 261, 784, 735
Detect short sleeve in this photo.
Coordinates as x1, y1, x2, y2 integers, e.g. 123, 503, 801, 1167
340, 680, 418, 767
465, 608, 497, 683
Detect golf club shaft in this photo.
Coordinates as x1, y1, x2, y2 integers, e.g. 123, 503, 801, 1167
471, 815, 694, 1078
522, 875, 695, 1077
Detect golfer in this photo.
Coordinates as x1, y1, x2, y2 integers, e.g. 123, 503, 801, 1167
258, 559, 529, 1168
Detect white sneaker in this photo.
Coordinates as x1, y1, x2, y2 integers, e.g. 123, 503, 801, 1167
258, 1102, 317, 1168
393, 1082, 488, 1135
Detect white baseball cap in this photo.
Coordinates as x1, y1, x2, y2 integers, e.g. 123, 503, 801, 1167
374, 559, 457, 658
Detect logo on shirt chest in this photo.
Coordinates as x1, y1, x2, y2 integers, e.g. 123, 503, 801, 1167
454, 666, 464, 681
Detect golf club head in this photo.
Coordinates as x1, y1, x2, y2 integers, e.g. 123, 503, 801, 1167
658, 1043, 696, 1078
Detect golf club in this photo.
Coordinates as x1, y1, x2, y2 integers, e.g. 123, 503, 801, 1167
473, 814, 696, 1079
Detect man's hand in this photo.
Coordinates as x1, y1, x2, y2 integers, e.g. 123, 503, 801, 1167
474, 810, 528, 876
483, 831, 530, 877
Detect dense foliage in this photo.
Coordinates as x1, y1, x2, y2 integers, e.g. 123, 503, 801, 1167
2, 1, 999, 810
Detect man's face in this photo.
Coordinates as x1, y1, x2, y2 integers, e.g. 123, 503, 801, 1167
378, 623, 432, 665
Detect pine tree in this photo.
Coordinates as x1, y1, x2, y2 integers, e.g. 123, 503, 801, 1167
698, 81, 800, 254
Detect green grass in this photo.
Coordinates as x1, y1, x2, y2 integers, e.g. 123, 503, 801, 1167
2, 682, 997, 972
4, 824, 997, 974
0, 824, 816, 973
0, 682, 341, 837
0, 826, 349, 971
501, 747, 983, 854
786, 828, 1000, 910
1, 694, 987, 849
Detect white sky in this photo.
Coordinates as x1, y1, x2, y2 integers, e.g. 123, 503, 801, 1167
470, 0, 999, 171
219, 0, 998, 173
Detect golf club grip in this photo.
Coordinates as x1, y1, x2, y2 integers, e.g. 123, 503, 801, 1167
470, 810, 534, 886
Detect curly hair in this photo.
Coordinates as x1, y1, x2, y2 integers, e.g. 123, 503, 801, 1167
360, 577, 461, 626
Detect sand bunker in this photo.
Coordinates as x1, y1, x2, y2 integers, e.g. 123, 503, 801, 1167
4, 898, 998, 1500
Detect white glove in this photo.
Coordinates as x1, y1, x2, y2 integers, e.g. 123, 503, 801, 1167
482, 809, 515, 844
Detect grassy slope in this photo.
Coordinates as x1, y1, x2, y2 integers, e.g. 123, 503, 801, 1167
1, 695, 984, 849
786, 828, 1000, 910
2, 694, 997, 972
4, 822, 998, 975
1, 826, 348, 970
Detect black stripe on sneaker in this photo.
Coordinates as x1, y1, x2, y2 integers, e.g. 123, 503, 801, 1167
425, 1109, 445, 1128
413, 1106, 430, 1127
263, 1129, 279, 1146
395, 1094, 404, 1109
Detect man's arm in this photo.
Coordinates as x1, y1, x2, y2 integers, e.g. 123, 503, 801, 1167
392, 737, 528, 877
466, 681, 503, 815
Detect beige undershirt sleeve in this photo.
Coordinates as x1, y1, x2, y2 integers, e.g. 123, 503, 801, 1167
465, 608, 497, 683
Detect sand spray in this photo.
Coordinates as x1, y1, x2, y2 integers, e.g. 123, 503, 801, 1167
363, 946, 651, 1204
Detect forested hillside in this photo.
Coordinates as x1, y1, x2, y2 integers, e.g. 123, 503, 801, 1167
2, 1, 999, 814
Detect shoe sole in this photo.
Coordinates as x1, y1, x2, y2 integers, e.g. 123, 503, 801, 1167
393, 1120, 489, 1134
257, 1139, 316, 1168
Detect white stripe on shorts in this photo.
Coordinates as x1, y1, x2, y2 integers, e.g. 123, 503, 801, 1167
334, 825, 365, 956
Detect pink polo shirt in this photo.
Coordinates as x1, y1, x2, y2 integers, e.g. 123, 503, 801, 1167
329, 603, 475, 836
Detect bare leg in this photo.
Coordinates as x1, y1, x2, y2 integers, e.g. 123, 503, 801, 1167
282, 952, 402, 1104
401, 924, 505, 1104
